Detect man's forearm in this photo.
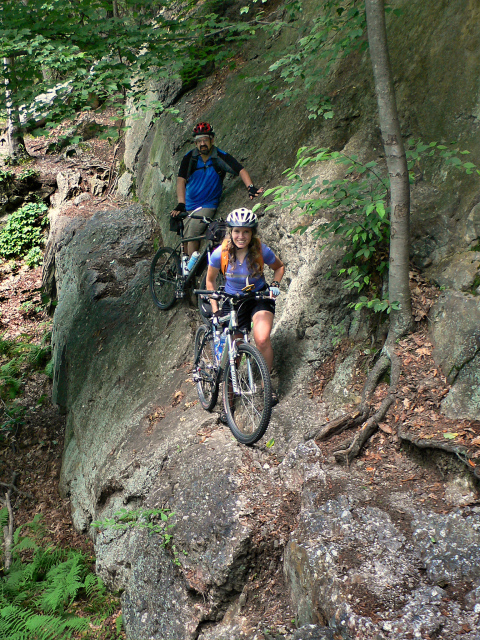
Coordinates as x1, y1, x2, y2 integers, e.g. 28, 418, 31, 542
239, 168, 253, 188
177, 177, 186, 204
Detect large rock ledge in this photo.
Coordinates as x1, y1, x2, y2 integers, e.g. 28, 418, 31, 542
50, 206, 480, 639
50, 205, 302, 638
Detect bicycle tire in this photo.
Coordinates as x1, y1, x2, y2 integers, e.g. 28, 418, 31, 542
223, 342, 272, 445
194, 324, 219, 411
197, 270, 226, 320
150, 247, 180, 310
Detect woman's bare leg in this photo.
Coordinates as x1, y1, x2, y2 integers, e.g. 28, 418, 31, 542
252, 310, 274, 371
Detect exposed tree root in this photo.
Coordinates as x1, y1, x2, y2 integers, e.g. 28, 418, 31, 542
304, 411, 362, 442
398, 426, 480, 481
334, 393, 395, 465
307, 338, 404, 465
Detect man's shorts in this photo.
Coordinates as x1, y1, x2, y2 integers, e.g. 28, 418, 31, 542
183, 207, 216, 239
221, 288, 275, 332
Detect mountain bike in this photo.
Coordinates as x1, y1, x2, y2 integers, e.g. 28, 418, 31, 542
149, 212, 225, 318
192, 288, 273, 445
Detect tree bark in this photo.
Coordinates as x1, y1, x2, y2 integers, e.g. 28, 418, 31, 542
3, 57, 26, 159
319, 1, 413, 462
365, 0, 412, 337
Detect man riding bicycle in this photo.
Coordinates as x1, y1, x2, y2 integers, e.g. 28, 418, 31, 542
170, 122, 263, 257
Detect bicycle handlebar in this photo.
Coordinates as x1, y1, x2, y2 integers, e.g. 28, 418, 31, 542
177, 212, 213, 224
193, 289, 274, 301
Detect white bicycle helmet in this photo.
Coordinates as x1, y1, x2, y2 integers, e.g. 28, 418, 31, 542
226, 208, 258, 228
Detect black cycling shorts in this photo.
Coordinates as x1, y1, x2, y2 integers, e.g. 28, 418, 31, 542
221, 289, 275, 332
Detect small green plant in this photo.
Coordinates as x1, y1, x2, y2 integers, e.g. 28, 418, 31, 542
92, 507, 181, 564
18, 167, 39, 182
0, 169, 14, 184
245, 0, 368, 120
0, 328, 52, 436
0, 513, 122, 640
261, 146, 390, 307
331, 322, 347, 347
46, 134, 82, 154
0, 201, 48, 260
25, 246, 44, 268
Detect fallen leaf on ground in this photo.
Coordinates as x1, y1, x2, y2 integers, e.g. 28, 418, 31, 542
378, 423, 393, 434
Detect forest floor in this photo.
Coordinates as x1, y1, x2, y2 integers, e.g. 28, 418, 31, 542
0, 114, 479, 640
0, 112, 125, 639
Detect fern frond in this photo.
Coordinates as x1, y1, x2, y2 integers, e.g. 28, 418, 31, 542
39, 552, 87, 614
0, 604, 89, 640
22, 513, 46, 536
0, 508, 8, 530
84, 573, 105, 598
24, 344, 51, 367
12, 536, 38, 554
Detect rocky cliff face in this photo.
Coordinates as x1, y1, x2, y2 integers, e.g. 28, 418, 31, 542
52, 1, 480, 638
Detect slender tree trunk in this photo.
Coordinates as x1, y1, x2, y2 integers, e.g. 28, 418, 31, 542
3, 57, 26, 159
365, 0, 412, 337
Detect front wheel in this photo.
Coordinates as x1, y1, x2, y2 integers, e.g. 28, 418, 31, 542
223, 343, 272, 445
194, 324, 219, 411
150, 247, 180, 310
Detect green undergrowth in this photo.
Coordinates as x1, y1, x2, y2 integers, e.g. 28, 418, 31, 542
0, 512, 123, 639
260, 139, 480, 313
0, 200, 48, 264
0, 327, 53, 439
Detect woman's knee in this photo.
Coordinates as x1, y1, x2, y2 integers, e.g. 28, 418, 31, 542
253, 329, 272, 350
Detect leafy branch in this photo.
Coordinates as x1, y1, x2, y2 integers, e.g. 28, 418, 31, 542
0, 0, 268, 133
260, 140, 480, 312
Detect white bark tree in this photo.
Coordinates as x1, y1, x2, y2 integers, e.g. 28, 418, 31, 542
2, 57, 26, 159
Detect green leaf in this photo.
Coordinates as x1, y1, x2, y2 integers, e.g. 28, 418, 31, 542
443, 432, 458, 440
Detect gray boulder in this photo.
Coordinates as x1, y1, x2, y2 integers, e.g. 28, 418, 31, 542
292, 625, 335, 640
429, 291, 480, 420
283, 458, 480, 640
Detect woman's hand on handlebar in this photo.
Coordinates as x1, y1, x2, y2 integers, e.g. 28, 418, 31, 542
269, 281, 281, 299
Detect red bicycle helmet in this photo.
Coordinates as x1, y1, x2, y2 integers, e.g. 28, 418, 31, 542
193, 122, 214, 137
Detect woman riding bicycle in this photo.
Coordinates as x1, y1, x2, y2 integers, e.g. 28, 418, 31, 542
205, 208, 285, 400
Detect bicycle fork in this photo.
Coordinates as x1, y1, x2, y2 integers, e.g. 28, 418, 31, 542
225, 334, 241, 395
240, 331, 257, 394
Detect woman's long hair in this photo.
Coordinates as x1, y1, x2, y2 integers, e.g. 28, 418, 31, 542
225, 228, 263, 276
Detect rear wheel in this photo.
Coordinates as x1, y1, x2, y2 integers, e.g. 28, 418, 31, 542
194, 324, 219, 411
150, 248, 180, 310
198, 270, 226, 319
223, 342, 272, 445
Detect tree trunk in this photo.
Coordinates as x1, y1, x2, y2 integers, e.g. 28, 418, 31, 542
365, 0, 412, 337
3, 57, 26, 159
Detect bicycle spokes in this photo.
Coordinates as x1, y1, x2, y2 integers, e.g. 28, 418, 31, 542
223, 343, 272, 445
194, 325, 219, 411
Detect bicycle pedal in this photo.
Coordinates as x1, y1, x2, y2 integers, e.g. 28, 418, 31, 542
176, 291, 186, 299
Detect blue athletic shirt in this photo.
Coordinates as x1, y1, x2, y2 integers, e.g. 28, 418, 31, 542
178, 148, 243, 211
209, 243, 276, 294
